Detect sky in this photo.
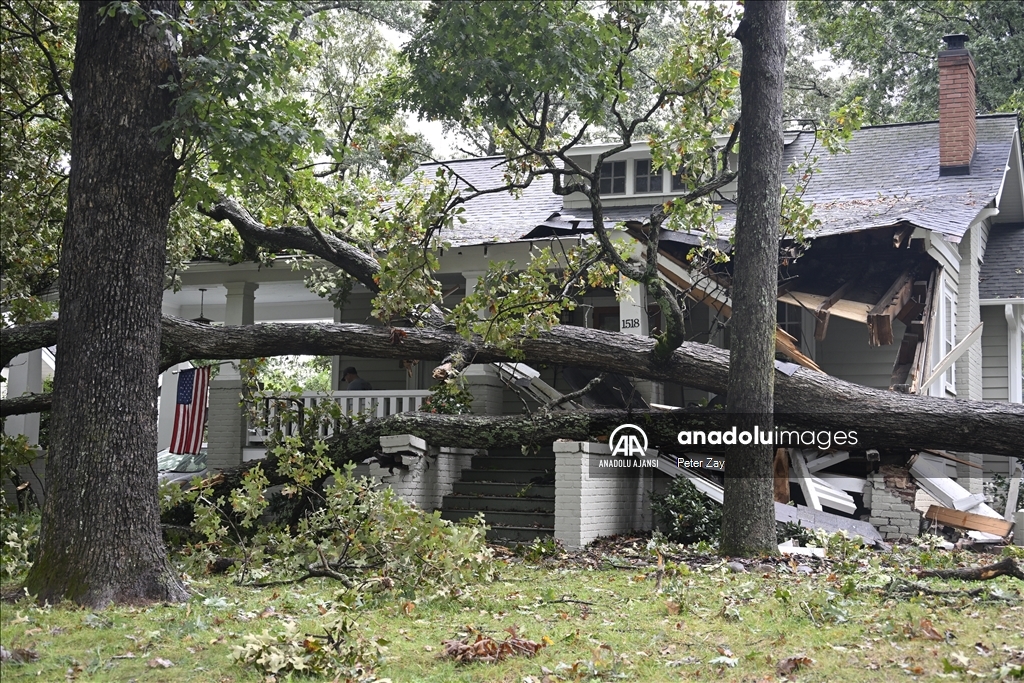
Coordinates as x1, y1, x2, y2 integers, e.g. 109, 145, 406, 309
380, 24, 458, 160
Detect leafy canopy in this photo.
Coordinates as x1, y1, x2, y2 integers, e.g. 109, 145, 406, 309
796, 0, 1024, 123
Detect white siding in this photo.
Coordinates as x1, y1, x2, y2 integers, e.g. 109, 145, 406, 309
816, 317, 905, 390
981, 306, 1010, 402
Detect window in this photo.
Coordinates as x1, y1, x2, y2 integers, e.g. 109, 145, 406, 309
671, 171, 688, 192
777, 302, 803, 345
634, 159, 663, 193
940, 282, 956, 392
599, 161, 626, 195
593, 306, 621, 331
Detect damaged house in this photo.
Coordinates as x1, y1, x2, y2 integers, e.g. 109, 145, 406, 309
4, 37, 1022, 546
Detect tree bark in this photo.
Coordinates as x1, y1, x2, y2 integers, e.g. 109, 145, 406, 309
5, 316, 1024, 455
24, 0, 187, 606
722, 1, 788, 557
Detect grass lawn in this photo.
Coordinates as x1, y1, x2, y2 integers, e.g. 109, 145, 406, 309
1, 539, 1022, 682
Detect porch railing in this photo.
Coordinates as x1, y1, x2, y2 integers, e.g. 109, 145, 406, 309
247, 390, 432, 444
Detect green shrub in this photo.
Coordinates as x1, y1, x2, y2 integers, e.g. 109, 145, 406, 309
1, 507, 39, 581
651, 477, 721, 545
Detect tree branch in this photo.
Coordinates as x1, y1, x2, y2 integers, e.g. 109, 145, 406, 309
200, 197, 382, 293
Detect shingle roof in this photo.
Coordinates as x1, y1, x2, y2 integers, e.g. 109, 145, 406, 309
979, 223, 1024, 300
417, 157, 562, 247
789, 115, 1018, 240
418, 114, 1019, 247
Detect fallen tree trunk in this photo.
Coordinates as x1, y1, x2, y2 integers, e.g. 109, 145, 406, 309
918, 557, 1024, 581
5, 316, 1023, 455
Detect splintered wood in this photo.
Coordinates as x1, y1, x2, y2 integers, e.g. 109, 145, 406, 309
924, 506, 1013, 537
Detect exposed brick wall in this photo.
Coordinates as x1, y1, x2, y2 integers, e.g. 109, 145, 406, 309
938, 49, 976, 172
553, 441, 652, 549
865, 471, 922, 540
207, 379, 245, 472
369, 447, 475, 510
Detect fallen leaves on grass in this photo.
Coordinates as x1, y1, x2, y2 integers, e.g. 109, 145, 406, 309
916, 618, 944, 641
441, 625, 546, 664
0, 645, 40, 663
147, 657, 174, 668
776, 655, 814, 677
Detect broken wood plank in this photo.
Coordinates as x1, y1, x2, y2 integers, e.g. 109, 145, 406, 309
924, 506, 1013, 537
867, 268, 915, 346
890, 327, 920, 388
908, 269, 938, 394
804, 450, 850, 473
910, 456, 1006, 542
1005, 462, 1022, 522
815, 472, 867, 494
774, 327, 824, 373
779, 291, 870, 324
790, 449, 822, 512
774, 448, 790, 503
656, 251, 733, 316
910, 456, 984, 509
919, 321, 984, 393
813, 281, 855, 341
789, 475, 858, 514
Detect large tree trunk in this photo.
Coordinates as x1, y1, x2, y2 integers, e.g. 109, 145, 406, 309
721, 1, 788, 557
25, 0, 187, 606
4, 317, 1024, 455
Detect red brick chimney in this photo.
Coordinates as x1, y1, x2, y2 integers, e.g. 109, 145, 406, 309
938, 34, 976, 176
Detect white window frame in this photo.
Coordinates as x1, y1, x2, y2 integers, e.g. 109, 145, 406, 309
939, 280, 957, 394
777, 302, 803, 346
598, 160, 627, 195
634, 159, 663, 194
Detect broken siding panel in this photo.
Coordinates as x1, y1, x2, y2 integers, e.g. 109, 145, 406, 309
816, 317, 906, 390
981, 306, 1010, 401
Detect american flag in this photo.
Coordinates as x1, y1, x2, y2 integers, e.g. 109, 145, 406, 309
169, 366, 210, 455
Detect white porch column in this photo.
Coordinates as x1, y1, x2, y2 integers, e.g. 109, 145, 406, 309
1008, 304, 1023, 404
459, 271, 504, 415
619, 278, 648, 336
3, 349, 43, 445
620, 278, 663, 404
207, 282, 258, 471
554, 441, 653, 550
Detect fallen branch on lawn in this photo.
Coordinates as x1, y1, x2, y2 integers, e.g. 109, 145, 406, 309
886, 577, 987, 598
918, 556, 1024, 581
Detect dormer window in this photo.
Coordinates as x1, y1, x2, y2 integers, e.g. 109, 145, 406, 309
635, 159, 663, 193
599, 161, 626, 195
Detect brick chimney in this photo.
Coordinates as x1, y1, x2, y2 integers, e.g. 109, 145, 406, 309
938, 33, 976, 176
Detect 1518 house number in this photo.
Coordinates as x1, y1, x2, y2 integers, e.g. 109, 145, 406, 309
621, 318, 641, 329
